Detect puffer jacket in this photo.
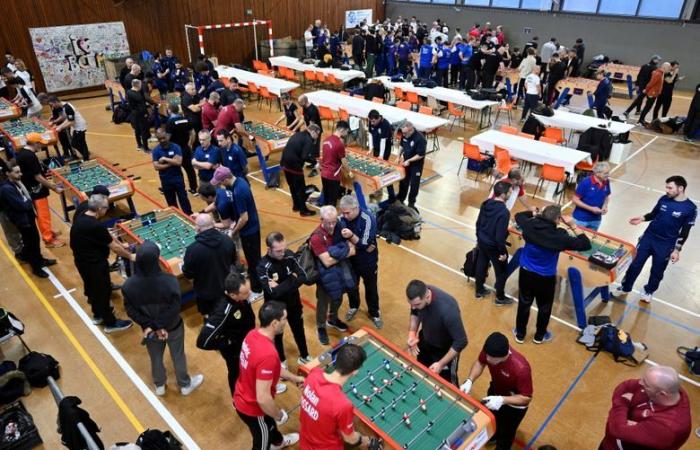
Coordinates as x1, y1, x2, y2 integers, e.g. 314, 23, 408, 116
317, 241, 356, 300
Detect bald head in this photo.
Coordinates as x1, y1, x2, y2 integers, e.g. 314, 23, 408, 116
646, 365, 680, 395
195, 213, 215, 232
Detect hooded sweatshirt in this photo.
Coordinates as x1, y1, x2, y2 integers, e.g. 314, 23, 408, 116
123, 241, 182, 331
182, 228, 236, 303
514, 211, 591, 276
475, 198, 510, 255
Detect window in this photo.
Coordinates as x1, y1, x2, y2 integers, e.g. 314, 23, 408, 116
638, 0, 685, 18
463, 0, 491, 6
562, 0, 599, 13
491, 0, 520, 7
599, 0, 638, 15
521, 0, 554, 10
431, 0, 457, 4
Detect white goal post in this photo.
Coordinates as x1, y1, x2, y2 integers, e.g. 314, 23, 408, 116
184, 19, 274, 64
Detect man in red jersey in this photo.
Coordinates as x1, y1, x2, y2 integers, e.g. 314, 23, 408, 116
460, 332, 532, 450
320, 120, 350, 207
599, 366, 691, 450
233, 301, 305, 449
299, 343, 382, 449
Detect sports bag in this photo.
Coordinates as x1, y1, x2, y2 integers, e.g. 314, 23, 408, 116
295, 238, 320, 286
461, 247, 484, 279
18, 352, 60, 388
587, 324, 647, 366
136, 429, 182, 450
677, 346, 700, 376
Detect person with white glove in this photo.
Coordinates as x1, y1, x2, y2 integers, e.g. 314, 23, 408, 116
462, 332, 533, 450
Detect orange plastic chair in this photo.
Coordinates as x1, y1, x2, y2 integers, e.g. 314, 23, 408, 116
518, 132, 535, 140
286, 69, 301, 83
252, 60, 263, 71
533, 163, 567, 203
499, 125, 518, 135
540, 137, 558, 144
277, 66, 289, 79
316, 72, 327, 86
459, 143, 488, 180
221, 76, 231, 88
575, 155, 599, 172
303, 70, 316, 87
247, 81, 259, 100
393, 87, 405, 102
418, 106, 433, 115
258, 86, 278, 111
318, 105, 336, 128
491, 149, 514, 188
257, 69, 275, 77
494, 100, 515, 125
326, 73, 343, 90
543, 127, 567, 145
396, 101, 411, 110
405, 91, 420, 106
447, 102, 466, 130
338, 108, 350, 122
372, 97, 384, 104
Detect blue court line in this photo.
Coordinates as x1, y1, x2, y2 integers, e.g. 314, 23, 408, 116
422, 217, 699, 337
524, 306, 632, 449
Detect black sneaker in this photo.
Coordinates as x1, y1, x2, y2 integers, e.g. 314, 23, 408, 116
300, 209, 316, 217
317, 327, 329, 345
32, 268, 49, 278
188, 188, 197, 195
15, 253, 27, 263
474, 289, 489, 299
326, 319, 348, 332
104, 319, 133, 334
308, 168, 318, 177
41, 258, 57, 267
109, 261, 120, 272
495, 297, 514, 307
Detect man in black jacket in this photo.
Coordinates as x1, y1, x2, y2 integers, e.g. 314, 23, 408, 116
123, 241, 203, 397
257, 232, 312, 368
0, 162, 55, 277
281, 124, 321, 217
126, 79, 157, 151
475, 181, 513, 306
196, 272, 254, 395
624, 56, 660, 117
513, 206, 591, 344
182, 213, 237, 316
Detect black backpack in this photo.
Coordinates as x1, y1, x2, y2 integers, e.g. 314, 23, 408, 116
677, 346, 700, 376
136, 429, 182, 450
18, 352, 60, 388
461, 247, 483, 279
295, 237, 320, 286
112, 103, 130, 124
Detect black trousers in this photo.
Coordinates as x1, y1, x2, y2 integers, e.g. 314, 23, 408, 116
652, 93, 673, 120
71, 130, 90, 160
417, 335, 459, 386
76, 259, 117, 326
685, 114, 700, 138
521, 94, 540, 121
475, 244, 508, 300
348, 264, 380, 318
130, 114, 150, 148
625, 92, 647, 115
162, 181, 192, 215
459, 66, 470, 90
491, 400, 528, 450
515, 267, 556, 340
450, 65, 460, 87
372, 139, 392, 161
638, 96, 657, 123
321, 177, 342, 206
220, 344, 241, 396
236, 410, 283, 450
283, 170, 307, 212
181, 147, 198, 191
397, 162, 422, 206
57, 129, 75, 158
516, 78, 526, 101
481, 71, 496, 89
17, 224, 43, 271
241, 231, 262, 293
436, 68, 449, 88
272, 296, 309, 362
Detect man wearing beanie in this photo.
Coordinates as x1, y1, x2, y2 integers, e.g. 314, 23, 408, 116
460, 332, 532, 450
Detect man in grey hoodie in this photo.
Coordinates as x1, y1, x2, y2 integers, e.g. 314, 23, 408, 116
123, 241, 204, 397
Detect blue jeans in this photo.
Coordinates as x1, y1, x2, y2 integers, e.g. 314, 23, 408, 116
620, 234, 675, 295
574, 218, 601, 231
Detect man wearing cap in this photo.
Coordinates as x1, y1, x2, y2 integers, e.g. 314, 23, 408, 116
211, 166, 263, 301
460, 332, 533, 450
15, 133, 65, 248
151, 130, 192, 215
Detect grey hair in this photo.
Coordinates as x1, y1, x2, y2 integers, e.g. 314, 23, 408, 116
185, 82, 195, 90
339, 195, 359, 209
208, 91, 220, 101
319, 205, 337, 219
198, 129, 211, 139
401, 121, 415, 131
593, 162, 610, 174
131, 79, 142, 88
307, 123, 321, 134
87, 194, 108, 211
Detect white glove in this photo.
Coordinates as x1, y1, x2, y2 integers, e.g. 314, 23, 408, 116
276, 409, 289, 426
482, 396, 504, 411
459, 379, 473, 394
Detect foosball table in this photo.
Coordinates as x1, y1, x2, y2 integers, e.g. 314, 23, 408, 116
508, 225, 636, 328
0, 117, 57, 147
0, 98, 21, 122
342, 147, 405, 208
601, 63, 640, 98
243, 121, 292, 157
300, 328, 495, 449
49, 158, 137, 222
116, 208, 196, 282
555, 77, 600, 106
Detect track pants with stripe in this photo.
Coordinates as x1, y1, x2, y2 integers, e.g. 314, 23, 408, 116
417, 334, 460, 387
236, 410, 282, 450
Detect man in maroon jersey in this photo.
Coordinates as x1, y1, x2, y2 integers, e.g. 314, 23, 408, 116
460, 332, 533, 450
599, 365, 691, 450
233, 301, 305, 449
299, 343, 382, 449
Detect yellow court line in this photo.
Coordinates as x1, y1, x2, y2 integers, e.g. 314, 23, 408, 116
87, 131, 135, 138
0, 239, 145, 433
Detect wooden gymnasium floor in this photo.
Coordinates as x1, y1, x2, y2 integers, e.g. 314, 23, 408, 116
1, 85, 698, 449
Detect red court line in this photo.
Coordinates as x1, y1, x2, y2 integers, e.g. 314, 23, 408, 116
134, 187, 165, 209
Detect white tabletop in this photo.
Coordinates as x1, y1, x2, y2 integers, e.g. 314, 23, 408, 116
215, 65, 299, 97
269, 56, 366, 83
304, 90, 448, 133
533, 110, 635, 136
373, 76, 498, 111
470, 130, 591, 174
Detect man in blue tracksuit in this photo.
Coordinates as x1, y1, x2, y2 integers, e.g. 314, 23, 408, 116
417, 38, 435, 80
339, 195, 382, 329
435, 37, 451, 87
617, 176, 696, 303
592, 69, 613, 119
459, 37, 474, 90
449, 38, 462, 87
514, 206, 591, 344
397, 38, 411, 77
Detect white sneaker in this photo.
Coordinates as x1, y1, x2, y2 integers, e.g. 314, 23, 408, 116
276, 382, 287, 394
155, 385, 166, 396
640, 291, 653, 303
297, 355, 313, 365
280, 360, 288, 370
615, 285, 630, 296
270, 433, 299, 449
180, 374, 204, 396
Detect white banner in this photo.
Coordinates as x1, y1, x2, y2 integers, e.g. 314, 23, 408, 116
29, 21, 130, 92
345, 9, 373, 29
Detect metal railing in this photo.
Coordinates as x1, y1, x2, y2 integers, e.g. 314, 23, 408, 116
47, 376, 102, 450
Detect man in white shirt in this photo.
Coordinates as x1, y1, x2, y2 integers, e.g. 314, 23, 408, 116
521, 66, 541, 121
540, 37, 557, 81
6, 76, 41, 118
516, 48, 537, 103
48, 96, 90, 161
304, 25, 314, 58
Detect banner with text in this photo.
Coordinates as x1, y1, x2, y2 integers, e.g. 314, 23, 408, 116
345, 9, 373, 29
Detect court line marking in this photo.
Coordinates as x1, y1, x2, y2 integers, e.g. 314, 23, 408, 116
631, 129, 698, 146
0, 239, 145, 434
609, 177, 700, 204
247, 173, 700, 387
87, 131, 135, 138
610, 136, 658, 175
53, 287, 76, 298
